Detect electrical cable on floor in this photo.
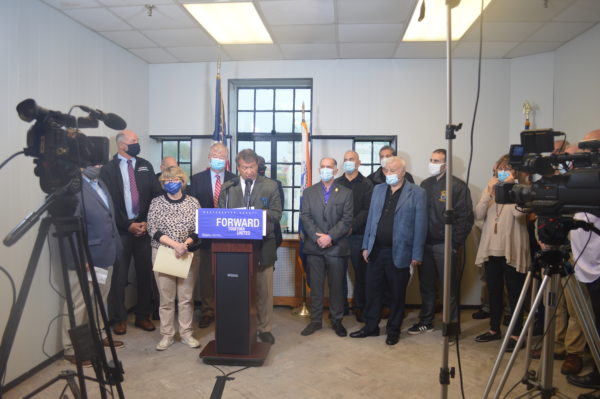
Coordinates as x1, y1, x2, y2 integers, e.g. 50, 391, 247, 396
42, 314, 68, 358
209, 365, 251, 399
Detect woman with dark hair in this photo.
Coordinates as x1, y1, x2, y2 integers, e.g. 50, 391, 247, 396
474, 155, 530, 351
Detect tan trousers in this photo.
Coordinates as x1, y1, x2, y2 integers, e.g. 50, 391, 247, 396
555, 277, 588, 355
257, 265, 274, 334
193, 248, 214, 317
152, 248, 199, 340
62, 267, 113, 356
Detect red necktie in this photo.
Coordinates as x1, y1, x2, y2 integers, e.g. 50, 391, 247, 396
214, 174, 221, 207
127, 160, 140, 215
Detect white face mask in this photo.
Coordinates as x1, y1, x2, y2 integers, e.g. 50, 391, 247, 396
428, 162, 444, 176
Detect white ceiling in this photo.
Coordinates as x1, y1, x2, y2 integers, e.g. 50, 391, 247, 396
40, 0, 600, 64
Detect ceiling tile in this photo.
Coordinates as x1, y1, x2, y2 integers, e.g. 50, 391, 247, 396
337, 0, 414, 24
110, 4, 197, 30
452, 41, 517, 58
484, 0, 573, 22
100, 30, 157, 48
505, 41, 563, 58
41, 0, 101, 9
527, 21, 594, 42
340, 43, 397, 59
63, 7, 131, 31
166, 46, 229, 63
221, 44, 283, 61
394, 42, 445, 58
555, 0, 600, 22
269, 24, 336, 44
279, 43, 338, 59
462, 22, 544, 42
338, 24, 404, 43
259, 0, 335, 25
98, 0, 173, 5
129, 47, 178, 63
142, 28, 215, 47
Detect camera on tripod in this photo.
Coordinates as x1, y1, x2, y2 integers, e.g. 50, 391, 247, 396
495, 129, 600, 216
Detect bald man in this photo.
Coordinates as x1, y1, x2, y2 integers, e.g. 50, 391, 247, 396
156, 156, 178, 180
101, 130, 162, 335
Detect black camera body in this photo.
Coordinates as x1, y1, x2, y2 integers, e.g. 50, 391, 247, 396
496, 129, 600, 217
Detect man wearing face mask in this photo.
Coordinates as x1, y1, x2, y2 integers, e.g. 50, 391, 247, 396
407, 149, 473, 336
351, 156, 426, 345
218, 149, 282, 345
189, 142, 236, 328
300, 158, 353, 338
368, 145, 414, 186
335, 150, 373, 321
100, 130, 162, 335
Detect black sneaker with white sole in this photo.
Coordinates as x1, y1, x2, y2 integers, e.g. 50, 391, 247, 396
407, 323, 434, 335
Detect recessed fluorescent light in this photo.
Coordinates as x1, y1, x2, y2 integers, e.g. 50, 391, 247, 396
184, 2, 272, 44
403, 0, 493, 42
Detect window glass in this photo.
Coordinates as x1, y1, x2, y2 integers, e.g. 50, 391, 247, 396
256, 89, 274, 110
275, 89, 294, 110
238, 89, 254, 110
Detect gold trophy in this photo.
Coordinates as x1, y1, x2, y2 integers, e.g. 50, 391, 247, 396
522, 101, 532, 130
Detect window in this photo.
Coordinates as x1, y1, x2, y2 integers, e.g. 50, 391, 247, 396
354, 139, 394, 176
161, 139, 192, 182
231, 79, 312, 233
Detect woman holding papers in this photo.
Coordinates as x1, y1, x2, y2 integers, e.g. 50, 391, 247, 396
147, 166, 201, 351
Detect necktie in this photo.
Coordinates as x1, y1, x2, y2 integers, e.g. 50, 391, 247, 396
127, 160, 140, 215
244, 179, 253, 209
214, 174, 221, 207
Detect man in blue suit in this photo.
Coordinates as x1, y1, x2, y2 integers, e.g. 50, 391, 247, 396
350, 156, 427, 345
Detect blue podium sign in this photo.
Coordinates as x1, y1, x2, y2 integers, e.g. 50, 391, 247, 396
197, 208, 266, 240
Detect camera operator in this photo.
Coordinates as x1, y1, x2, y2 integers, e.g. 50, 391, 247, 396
566, 129, 600, 397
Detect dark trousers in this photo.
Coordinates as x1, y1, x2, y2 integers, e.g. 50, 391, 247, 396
418, 243, 458, 324
308, 254, 345, 323
586, 276, 600, 335
108, 233, 154, 323
364, 247, 411, 334
348, 234, 366, 310
485, 256, 526, 334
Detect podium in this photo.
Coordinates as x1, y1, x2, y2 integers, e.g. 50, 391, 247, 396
197, 209, 271, 366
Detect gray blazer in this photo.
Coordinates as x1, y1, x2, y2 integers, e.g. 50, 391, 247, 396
218, 175, 282, 267
300, 182, 353, 257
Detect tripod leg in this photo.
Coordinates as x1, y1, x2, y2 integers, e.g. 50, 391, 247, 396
566, 276, 600, 371
539, 274, 561, 393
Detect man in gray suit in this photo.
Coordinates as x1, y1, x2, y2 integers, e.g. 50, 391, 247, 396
300, 157, 353, 337
218, 149, 282, 345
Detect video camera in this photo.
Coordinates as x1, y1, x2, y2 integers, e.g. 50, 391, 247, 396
495, 129, 600, 216
16, 99, 124, 194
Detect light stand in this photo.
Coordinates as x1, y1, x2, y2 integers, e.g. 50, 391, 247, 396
440, 1, 463, 398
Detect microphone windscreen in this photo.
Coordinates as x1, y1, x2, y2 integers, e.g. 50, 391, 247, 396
104, 113, 127, 130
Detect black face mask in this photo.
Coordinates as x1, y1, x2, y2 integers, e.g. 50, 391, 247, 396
126, 142, 141, 157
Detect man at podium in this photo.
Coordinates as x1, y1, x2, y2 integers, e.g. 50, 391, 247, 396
218, 149, 282, 345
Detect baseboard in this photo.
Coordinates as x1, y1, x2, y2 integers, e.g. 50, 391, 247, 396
1, 351, 63, 394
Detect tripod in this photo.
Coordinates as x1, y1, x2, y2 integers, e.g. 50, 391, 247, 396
482, 220, 600, 398
0, 206, 125, 398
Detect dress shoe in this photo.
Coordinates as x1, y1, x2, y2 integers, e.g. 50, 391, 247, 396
332, 320, 347, 337
349, 327, 380, 338
102, 337, 124, 349
386, 332, 400, 345
112, 322, 127, 335
561, 354, 583, 375
134, 318, 156, 332
475, 331, 501, 343
301, 322, 322, 336
579, 390, 600, 399
472, 309, 490, 319
198, 314, 214, 328
64, 354, 92, 368
529, 348, 566, 360
258, 332, 275, 344
568, 370, 600, 390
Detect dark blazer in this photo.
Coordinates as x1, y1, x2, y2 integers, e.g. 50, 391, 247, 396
362, 182, 427, 269
189, 168, 237, 208
66, 178, 122, 270
300, 182, 353, 257
100, 154, 162, 234
218, 175, 282, 267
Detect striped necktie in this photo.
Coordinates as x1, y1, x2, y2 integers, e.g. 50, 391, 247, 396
213, 174, 221, 207
127, 159, 140, 215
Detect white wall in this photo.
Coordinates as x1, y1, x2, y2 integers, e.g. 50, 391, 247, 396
0, 0, 148, 384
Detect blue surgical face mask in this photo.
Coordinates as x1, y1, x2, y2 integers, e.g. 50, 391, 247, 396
163, 181, 182, 195
386, 174, 399, 186
343, 161, 356, 174
126, 142, 140, 157
320, 167, 334, 182
210, 157, 225, 171
497, 170, 510, 183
